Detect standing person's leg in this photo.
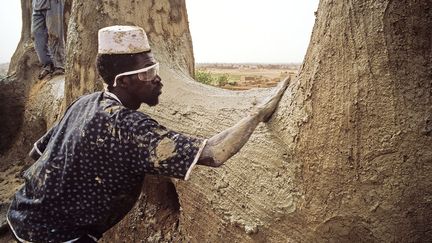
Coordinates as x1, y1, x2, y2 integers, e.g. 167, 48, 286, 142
46, 0, 65, 75
32, 9, 54, 79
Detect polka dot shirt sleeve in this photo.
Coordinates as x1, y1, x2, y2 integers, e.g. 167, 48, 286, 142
31, 97, 81, 156
33, 123, 58, 156
131, 117, 207, 180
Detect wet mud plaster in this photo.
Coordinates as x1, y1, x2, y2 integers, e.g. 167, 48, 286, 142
154, 137, 176, 167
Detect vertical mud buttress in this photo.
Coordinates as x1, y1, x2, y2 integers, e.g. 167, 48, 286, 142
0, 0, 72, 166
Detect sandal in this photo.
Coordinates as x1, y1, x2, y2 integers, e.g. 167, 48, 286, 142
38, 63, 54, 80
52, 67, 65, 76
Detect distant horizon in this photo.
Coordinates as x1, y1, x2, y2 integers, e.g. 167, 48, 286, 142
0, 61, 301, 65
196, 62, 302, 64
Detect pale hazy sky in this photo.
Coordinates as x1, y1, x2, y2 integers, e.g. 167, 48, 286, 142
0, 0, 318, 64
0, 1, 22, 63
186, 0, 319, 63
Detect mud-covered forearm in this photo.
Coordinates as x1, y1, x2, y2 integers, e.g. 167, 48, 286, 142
197, 76, 290, 167
197, 113, 262, 167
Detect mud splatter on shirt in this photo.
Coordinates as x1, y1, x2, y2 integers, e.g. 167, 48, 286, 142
7, 92, 205, 243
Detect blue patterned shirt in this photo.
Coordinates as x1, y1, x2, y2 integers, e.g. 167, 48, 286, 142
7, 91, 206, 242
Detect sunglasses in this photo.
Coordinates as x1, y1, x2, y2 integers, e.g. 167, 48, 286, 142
113, 63, 160, 87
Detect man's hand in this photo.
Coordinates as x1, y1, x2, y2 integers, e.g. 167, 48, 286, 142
256, 76, 290, 122
197, 76, 291, 167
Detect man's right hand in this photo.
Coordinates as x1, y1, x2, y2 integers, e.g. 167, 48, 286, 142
197, 76, 291, 167
256, 76, 290, 122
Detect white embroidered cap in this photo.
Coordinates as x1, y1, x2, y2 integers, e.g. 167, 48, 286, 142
98, 25, 151, 54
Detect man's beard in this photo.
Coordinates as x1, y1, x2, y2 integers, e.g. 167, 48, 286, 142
146, 95, 159, 106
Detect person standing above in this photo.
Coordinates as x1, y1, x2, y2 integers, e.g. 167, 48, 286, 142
7, 25, 289, 242
32, 0, 65, 79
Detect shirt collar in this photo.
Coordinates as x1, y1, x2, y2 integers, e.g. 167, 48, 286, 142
104, 91, 123, 105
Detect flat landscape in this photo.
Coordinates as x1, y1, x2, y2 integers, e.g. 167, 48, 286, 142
195, 63, 299, 90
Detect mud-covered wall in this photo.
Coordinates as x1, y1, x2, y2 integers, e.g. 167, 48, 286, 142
103, 1, 431, 242
285, 1, 432, 241
1, 0, 431, 242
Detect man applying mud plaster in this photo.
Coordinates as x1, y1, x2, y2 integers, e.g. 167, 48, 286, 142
7, 26, 289, 243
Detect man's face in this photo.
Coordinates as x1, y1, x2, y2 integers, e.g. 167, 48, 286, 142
121, 53, 163, 107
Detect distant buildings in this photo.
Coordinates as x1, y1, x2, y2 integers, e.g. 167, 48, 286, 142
195, 63, 297, 90
196, 63, 300, 70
